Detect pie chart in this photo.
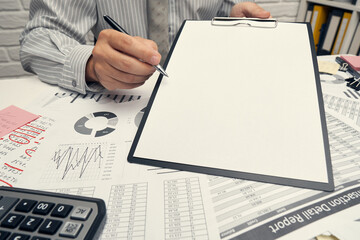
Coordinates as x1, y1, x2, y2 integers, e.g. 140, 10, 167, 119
74, 111, 118, 137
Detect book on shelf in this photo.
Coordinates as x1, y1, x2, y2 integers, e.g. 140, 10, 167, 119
331, 11, 352, 54
348, 21, 360, 55
317, 9, 343, 55
310, 5, 330, 50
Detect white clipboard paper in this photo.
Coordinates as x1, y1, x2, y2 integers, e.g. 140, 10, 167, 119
128, 20, 334, 191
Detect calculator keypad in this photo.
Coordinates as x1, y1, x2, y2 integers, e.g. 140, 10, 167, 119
0, 187, 106, 240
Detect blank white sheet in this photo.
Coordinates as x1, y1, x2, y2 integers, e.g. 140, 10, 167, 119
129, 21, 334, 191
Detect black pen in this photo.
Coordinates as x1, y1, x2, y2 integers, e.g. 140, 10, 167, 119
103, 15, 169, 78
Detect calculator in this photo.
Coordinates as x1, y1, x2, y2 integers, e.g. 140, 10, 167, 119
0, 186, 106, 240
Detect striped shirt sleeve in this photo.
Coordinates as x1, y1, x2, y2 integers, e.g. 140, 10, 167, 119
19, 0, 101, 94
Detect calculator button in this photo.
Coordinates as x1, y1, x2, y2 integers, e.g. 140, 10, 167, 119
32, 202, 55, 215
0, 230, 10, 239
50, 204, 73, 218
38, 219, 62, 235
59, 221, 83, 238
0, 197, 19, 219
70, 206, 92, 220
1, 213, 25, 228
19, 216, 43, 232
15, 199, 38, 213
9, 233, 30, 240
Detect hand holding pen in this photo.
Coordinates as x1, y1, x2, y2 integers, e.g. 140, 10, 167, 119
104, 15, 168, 77
85, 16, 167, 90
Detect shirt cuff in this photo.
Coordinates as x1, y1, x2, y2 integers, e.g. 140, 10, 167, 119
61, 44, 104, 94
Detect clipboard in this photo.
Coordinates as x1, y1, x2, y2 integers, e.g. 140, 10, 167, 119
128, 19, 334, 192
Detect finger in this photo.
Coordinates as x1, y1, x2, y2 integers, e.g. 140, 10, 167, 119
108, 68, 153, 84
101, 75, 145, 90
244, 3, 270, 18
109, 49, 156, 76
231, 2, 271, 19
107, 31, 161, 66
95, 66, 150, 90
93, 56, 151, 85
135, 36, 158, 51
95, 41, 156, 76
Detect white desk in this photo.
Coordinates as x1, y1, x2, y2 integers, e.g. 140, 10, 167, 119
0, 74, 157, 110
0, 75, 55, 110
1, 62, 360, 240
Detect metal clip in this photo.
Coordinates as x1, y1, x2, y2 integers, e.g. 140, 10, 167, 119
211, 17, 278, 28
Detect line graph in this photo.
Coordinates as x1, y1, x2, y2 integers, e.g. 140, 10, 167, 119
52, 144, 103, 179
40, 142, 116, 183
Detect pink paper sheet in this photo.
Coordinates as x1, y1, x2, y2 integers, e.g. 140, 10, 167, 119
0, 105, 39, 138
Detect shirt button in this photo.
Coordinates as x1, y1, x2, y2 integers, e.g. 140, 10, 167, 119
72, 80, 77, 87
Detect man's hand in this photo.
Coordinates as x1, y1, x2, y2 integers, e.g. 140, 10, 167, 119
86, 29, 161, 90
230, 2, 271, 18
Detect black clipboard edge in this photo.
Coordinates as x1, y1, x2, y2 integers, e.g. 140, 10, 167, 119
128, 21, 335, 192
305, 21, 335, 192
129, 156, 334, 192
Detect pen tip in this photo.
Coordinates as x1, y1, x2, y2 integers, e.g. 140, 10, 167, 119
154, 65, 169, 78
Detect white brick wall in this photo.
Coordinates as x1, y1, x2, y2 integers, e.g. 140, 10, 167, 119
0, 0, 31, 79
0, 0, 300, 79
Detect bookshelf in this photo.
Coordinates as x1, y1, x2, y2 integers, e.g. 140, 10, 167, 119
296, 0, 360, 54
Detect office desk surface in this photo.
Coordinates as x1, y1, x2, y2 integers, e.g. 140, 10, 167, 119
1, 59, 360, 240
0, 74, 157, 110
0, 75, 54, 110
